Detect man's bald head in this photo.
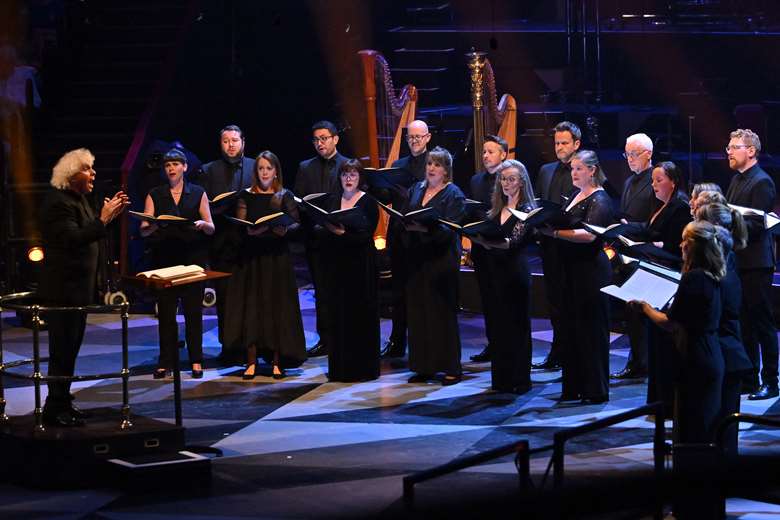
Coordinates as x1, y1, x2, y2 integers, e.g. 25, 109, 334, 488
406, 120, 431, 156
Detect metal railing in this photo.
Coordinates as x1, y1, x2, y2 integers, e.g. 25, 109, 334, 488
402, 401, 667, 509
715, 412, 780, 450
0, 292, 132, 432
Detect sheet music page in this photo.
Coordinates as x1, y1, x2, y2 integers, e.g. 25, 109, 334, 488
601, 268, 678, 309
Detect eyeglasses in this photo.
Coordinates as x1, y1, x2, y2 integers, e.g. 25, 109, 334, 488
622, 150, 647, 159
312, 135, 334, 144
341, 172, 359, 180
406, 133, 430, 142
725, 144, 752, 152
499, 176, 520, 184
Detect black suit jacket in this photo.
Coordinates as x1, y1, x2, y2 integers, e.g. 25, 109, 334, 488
294, 152, 349, 197
38, 188, 106, 305
726, 163, 776, 270
535, 160, 573, 204
620, 167, 659, 222
391, 153, 427, 183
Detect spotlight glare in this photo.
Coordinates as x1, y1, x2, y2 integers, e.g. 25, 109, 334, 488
374, 237, 386, 250
27, 246, 44, 262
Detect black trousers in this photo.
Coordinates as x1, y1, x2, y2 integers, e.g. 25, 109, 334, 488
157, 283, 204, 369
305, 242, 329, 340
388, 227, 409, 346
210, 258, 233, 351
471, 244, 497, 349
539, 236, 567, 362
739, 268, 778, 387
45, 309, 87, 411
625, 306, 650, 371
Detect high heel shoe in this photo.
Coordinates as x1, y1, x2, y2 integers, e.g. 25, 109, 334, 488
191, 364, 204, 379
242, 364, 256, 380
272, 365, 286, 380
153, 368, 168, 379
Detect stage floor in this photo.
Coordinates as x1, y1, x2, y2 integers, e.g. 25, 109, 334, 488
1, 288, 780, 518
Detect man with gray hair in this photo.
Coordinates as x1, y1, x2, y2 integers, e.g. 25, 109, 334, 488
612, 132, 661, 381
39, 148, 128, 426
725, 128, 778, 400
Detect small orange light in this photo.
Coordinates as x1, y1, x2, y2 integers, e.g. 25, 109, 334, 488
27, 246, 44, 262
603, 245, 616, 261
374, 237, 386, 250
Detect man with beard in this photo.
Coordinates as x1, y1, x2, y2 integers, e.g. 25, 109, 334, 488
294, 120, 350, 357
725, 129, 778, 400
468, 134, 508, 362
532, 121, 581, 370
196, 125, 254, 362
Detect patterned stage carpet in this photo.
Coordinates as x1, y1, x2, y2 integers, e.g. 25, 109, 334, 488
1, 288, 779, 518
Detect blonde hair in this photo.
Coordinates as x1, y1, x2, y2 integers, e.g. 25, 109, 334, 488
730, 128, 762, 153
50, 148, 94, 190
681, 221, 726, 280
488, 160, 536, 219
695, 190, 727, 209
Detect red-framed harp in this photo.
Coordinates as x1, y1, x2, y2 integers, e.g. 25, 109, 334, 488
358, 49, 418, 250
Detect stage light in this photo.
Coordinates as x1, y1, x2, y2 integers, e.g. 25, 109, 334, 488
374, 237, 386, 250
27, 246, 44, 262
604, 245, 617, 261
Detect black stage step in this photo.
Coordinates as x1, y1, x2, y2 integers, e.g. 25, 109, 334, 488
0, 409, 186, 488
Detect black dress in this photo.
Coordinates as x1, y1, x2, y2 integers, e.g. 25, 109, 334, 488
484, 203, 534, 393
317, 193, 381, 382
403, 182, 467, 376
558, 189, 614, 401
717, 250, 753, 455
667, 268, 725, 443
223, 189, 306, 368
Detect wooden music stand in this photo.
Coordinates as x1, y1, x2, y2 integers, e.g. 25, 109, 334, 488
122, 270, 230, 426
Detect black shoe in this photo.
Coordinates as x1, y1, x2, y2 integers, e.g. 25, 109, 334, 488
610, 366, 647, 380
581, 396, 609, 405
407, 373, 430, 384
272, 365, 286, 380
381, 340, 406, 358
441, 374, 461, 386
69, 404, 92, 419
153, 368, 169, 379
307, 341, 327, 357
531, 356, 561, 370
191, 368, 204, 379
741, 383, 760, 395
748, 384, 779, 400
43, 409, 85, 428
242, 364, 256, 380
470, 346, 491, 362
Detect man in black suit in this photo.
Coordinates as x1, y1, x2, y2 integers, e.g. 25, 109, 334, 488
382, 120, 430, 358
611, 132, 661, 380
725, 129, 778, 400
196, 124, 254, 362
468, 134, 508, 362
532, 121, 581, 370
294, 120, 350, 356
39, 148, 128, 427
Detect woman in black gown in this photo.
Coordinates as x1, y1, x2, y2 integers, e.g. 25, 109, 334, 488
633, 220, 726, 443
696, 202, 752, 455
619, 162, 692, 408
223, 151, 306, 379
470, 159, 536, 394
317, 159, 381, 382
544, 150, 614, 404
140, 149, 214, 379
403, 146, 467, 386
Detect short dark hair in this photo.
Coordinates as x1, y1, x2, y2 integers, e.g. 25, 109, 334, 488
554, 121, 582, 142
220, 124, 244, 140
163, 148, 187, 164
312, 120, 338, 136
485, 134, 508, 154
338, 158, 366, 191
